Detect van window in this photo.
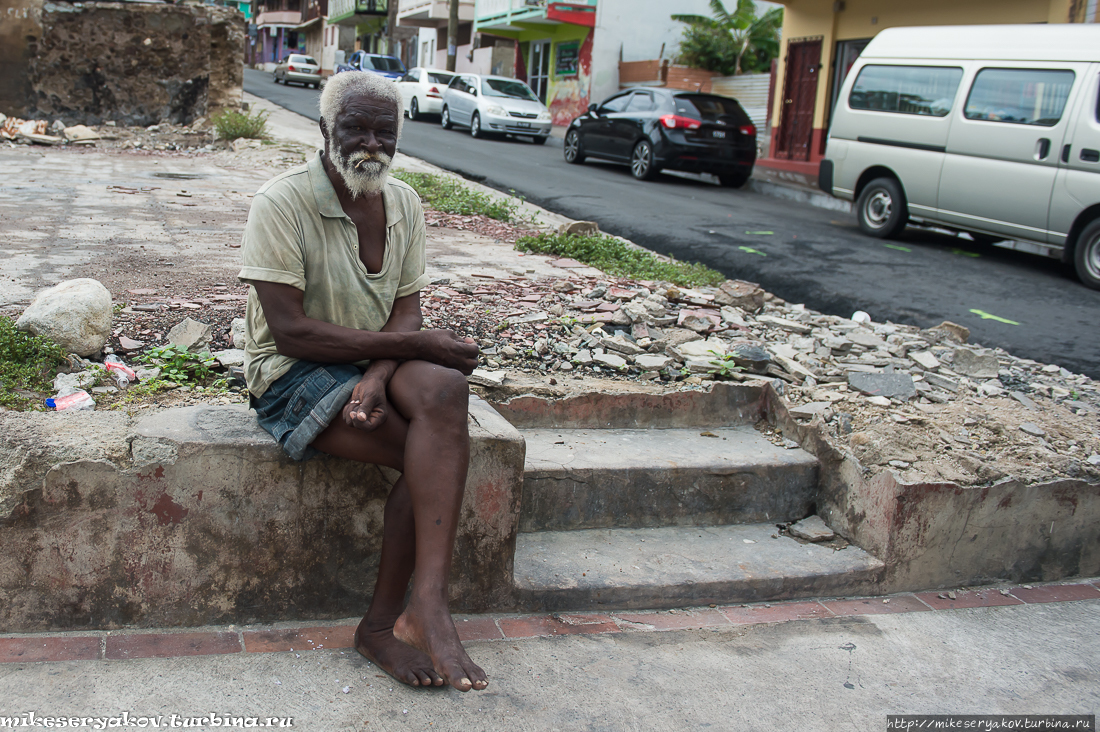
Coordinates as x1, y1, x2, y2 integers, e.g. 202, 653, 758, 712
964, 68, 1075, 126
849, 65, 962, 117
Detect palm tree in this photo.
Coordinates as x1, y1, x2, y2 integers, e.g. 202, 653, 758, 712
673, 0, 784, 76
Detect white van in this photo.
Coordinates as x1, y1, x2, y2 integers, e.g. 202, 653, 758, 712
820, 25, 1100, 290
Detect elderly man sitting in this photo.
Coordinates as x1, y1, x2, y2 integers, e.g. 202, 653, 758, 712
237, 71, 487, 692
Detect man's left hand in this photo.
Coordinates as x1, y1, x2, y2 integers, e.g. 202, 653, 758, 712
344, 373, 388, 432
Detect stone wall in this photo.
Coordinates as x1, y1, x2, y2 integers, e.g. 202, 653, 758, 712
1, 0, 245, 126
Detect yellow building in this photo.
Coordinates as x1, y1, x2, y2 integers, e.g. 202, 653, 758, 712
760, 0, 1096, 182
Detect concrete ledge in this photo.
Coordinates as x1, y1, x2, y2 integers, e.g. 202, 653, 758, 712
0, 397, 524, 632
766, 389, 1100, 592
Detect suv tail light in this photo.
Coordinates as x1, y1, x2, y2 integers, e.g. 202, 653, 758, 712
740, 124, 756, 136
659, 114, 702, 130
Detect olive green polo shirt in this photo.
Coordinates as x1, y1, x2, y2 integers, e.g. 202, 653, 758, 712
237, 152, 431, 397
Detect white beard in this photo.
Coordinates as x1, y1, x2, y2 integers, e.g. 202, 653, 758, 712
330, 146, 392, 198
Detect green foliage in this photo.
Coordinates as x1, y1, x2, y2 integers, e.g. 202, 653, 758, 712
0, 317, 67, 408
213, 109, 270, 141
673, 0, 783, 75
515, 233, 725, 288
136, 345, 215, 385
708, 350, 744, 378
392, 172, 519, 222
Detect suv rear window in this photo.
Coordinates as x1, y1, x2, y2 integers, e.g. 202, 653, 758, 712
289, 55, 317, 66
363, 56, 404, 72
673, 95, 751, 125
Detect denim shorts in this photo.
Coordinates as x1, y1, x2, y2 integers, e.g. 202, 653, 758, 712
251, 360, 362, 461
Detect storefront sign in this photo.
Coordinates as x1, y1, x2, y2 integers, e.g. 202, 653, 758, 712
555, 41, 579, 77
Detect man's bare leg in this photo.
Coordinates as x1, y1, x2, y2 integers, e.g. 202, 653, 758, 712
312, 361, 487, 691
313, 407, 443, 686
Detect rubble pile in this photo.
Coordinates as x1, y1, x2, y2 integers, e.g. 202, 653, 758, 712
0, 114, 213, 152
421, 271, 1099, 487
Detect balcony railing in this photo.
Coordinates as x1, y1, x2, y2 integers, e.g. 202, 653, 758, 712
476, 0, 594, 24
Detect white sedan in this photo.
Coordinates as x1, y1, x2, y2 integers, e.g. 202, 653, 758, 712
396, 67, 456, 121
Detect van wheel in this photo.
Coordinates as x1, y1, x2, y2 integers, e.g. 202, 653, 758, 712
857, 177, 908, 239
1073, 218, 1100, 291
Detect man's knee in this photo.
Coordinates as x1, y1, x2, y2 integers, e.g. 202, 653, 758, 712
392, 361, 469, 420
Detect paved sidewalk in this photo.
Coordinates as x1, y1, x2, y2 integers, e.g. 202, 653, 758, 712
2, 582, 1098, 730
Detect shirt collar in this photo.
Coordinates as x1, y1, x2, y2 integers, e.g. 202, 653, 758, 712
309, 150, 403, 228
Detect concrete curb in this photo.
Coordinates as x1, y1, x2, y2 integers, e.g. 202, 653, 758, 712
3, 580, 1096, 663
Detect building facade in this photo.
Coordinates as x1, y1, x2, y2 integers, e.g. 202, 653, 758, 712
472, 0, 710, 126
760, 0, 1098, 182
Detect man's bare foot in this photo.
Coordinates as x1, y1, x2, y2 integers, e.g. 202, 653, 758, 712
393, 602, 488, 692
354, 617, 444, 688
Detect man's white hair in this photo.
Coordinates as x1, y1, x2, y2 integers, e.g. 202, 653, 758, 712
320, 71, 404, 138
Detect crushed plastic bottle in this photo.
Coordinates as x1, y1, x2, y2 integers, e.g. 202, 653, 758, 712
851, 310, 872, 324
46, 388, 95, 411
104, 354, 137, 389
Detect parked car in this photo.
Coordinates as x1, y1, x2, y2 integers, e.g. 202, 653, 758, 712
563, 88, 757, 186
820, 24, 1100, 290
440, 74, 551, 143
396, 67, 456, 121
273, 54, 321, 88
334, 51, 406, 81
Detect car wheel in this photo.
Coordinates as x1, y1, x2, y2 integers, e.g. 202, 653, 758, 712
470, 112, 482, 138
631, 139, 658, 181
531, 135, 547, 145
718, 171, 751, 188
856, 177, 908, 239
312, 82, 319, 89
441, 106, 452, 130
273, 73, 280, 84
1073, 218, 1100, 291
409, 97, 420, 122
564, 129, 586, 163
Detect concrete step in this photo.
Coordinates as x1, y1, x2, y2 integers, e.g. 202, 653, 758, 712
513, 523, 885, 612
520, 426, 818, 532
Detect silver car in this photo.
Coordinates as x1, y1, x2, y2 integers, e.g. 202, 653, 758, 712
441, 74, 552, 144
274, 54, 321, 89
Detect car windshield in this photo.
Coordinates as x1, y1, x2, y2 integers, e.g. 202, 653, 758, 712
674, 94, 751, 124
482, 78, 538, 101
362, 56, 404, 72
289, 55, 317, 66
427, 72, 455, 85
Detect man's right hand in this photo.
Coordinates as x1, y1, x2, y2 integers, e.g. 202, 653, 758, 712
414, 330, 479, 374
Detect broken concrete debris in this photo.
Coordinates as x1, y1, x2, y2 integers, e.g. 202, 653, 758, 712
788, 515, 836, 542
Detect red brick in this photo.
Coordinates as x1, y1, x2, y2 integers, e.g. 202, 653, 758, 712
0, 636, 100, 663
822, 595, 931, 616
242, 625, 355, 654
499, 613, 619, 639
1006, 583, 1100, 604
720, 601, 833, 625
455, 617, 503, 642
106, 631, 241, 660
916, 590, 1025, 611
613, 609, 730, 631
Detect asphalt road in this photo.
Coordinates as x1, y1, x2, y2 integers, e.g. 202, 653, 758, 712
245, 69, 1100, 378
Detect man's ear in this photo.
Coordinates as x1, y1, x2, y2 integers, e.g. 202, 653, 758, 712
319, 117, 329, 142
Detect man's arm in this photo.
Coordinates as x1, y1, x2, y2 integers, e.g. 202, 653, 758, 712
252, 281, 477, 372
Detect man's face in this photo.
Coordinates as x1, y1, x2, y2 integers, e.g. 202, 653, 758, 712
325, 94, 399, 198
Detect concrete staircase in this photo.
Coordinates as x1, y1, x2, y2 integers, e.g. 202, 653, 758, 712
489, 386, 884, 612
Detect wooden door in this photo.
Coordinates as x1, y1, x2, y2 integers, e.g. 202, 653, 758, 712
776, 39, 821, 161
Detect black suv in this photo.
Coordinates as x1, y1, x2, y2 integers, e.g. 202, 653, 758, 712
563, 88, 757, 187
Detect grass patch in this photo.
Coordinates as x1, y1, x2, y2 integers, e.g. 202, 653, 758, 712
213, 109, 270, 141
515, 233, 725, 288
136, 345, 216, 385
0, 316, 67, 409
392, 172, 518, 222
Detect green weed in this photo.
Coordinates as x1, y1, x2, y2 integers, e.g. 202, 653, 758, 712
707, 350, 743, 379
213, 109, 270, 141
515, 233, 725, 288
136, 345, 215, 385
392, 172, 519, 222
0, 317, 67, 409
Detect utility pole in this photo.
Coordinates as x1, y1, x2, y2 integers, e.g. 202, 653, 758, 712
446, 0, 458, 71
386, 0, 398, 57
